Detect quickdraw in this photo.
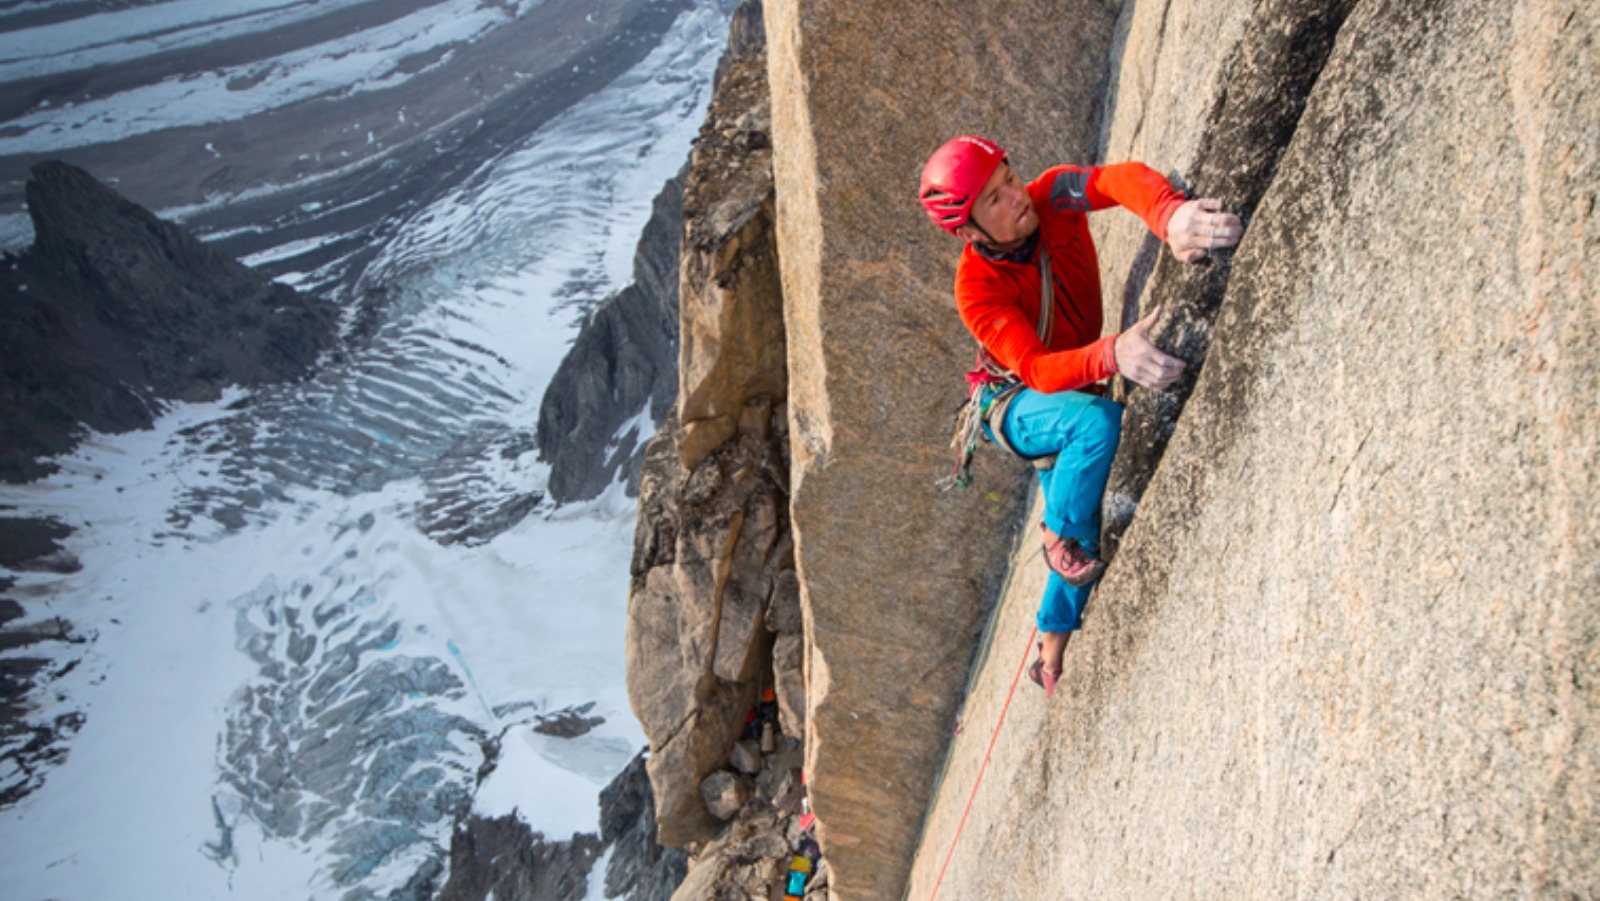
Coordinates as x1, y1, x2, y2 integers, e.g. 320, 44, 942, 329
936, 354, 1016, 492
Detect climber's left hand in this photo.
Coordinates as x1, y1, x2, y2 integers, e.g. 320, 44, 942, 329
1166, 198, 1242, 263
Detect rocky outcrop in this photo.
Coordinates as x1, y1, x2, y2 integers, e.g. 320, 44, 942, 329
668, 736, 807, 901
597, 752, 691, 901
713, 0, 768, 87
437, 814, 601, 901
0, 583, 85, 809
438, 750, 687, 901
764, 2, 1111, 897
0, 161, 338, 482
674, 53, 783, 472
537, 172, 685, 503
625, 4, 795, 851
628, 398, 791, 847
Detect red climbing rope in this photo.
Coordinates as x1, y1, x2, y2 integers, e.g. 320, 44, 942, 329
926, 625, 1039, 901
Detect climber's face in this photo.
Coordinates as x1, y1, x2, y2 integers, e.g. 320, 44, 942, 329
957, 162, 1037, 249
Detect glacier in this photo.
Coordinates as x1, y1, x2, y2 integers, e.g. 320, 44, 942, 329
0, 0, 731, 897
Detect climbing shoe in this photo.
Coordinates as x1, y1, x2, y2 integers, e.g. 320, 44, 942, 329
1027, 645, 1061, 698
1040, 524, 1106, 587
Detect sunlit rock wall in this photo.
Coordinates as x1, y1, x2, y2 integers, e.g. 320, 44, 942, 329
763, 2, 1122, 898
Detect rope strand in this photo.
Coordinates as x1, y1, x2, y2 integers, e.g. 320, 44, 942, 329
926, 625, 1038, 900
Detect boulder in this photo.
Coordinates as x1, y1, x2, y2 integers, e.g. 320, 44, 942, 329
531, 705, 605, 739
770, 766, 804, 814
731, 739, 764, 777
699, 770, 752, 821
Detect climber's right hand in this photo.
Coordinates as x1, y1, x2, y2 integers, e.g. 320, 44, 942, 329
1166, 198, 1243, 263
1114, 306, 1186, 391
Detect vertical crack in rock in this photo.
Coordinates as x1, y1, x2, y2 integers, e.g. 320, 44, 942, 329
1101, 0, 1360, 559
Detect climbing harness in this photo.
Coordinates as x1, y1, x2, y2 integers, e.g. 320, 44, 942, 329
936, 248, 1060, 492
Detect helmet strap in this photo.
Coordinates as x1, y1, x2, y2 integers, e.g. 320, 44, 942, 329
965, 218, 997, 246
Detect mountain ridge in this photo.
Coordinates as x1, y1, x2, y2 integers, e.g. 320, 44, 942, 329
0, 161, 338, 483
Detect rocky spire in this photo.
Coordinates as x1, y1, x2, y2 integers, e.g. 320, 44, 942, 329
0, 161, 338, 481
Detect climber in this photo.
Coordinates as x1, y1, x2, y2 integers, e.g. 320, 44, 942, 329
918, 135, 1242, 697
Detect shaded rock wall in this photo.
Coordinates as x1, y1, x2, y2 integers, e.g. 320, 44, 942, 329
906, 0, 1599, 899
598, 752, 691, 901
763, 2, 1119, 898
0, 161, 338, 482
538, 172, 685, 503
437, 812, 601, 901
625, 19, 796, 850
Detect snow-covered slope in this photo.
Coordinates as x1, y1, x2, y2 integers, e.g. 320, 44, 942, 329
0, 1, 730, 896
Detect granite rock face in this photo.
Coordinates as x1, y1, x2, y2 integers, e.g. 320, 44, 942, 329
763, 0, 1599, 898
763, 2, 1116, 897
674, 50, 783, 472
627, 398, 791, 847
625, 9, 798, 851
537, 172, 685, 503
0, 161, 338, 482
905, 1, 1600, 899
1098, 0, 1357, 558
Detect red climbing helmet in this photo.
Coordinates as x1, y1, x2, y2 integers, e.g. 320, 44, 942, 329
918, 136, 1007, 234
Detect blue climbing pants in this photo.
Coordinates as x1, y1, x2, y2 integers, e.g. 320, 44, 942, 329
991, 387, 1123, 633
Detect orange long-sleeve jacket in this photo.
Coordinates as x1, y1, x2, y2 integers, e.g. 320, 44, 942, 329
955, 162, 1185, 393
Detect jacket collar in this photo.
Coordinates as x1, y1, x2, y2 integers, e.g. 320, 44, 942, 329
971, 228, 1040, 265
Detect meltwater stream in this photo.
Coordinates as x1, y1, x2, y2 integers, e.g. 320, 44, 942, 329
0, 4, 729, 898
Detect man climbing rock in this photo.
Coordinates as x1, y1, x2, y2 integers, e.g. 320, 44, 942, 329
918, 135, 1241, 696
